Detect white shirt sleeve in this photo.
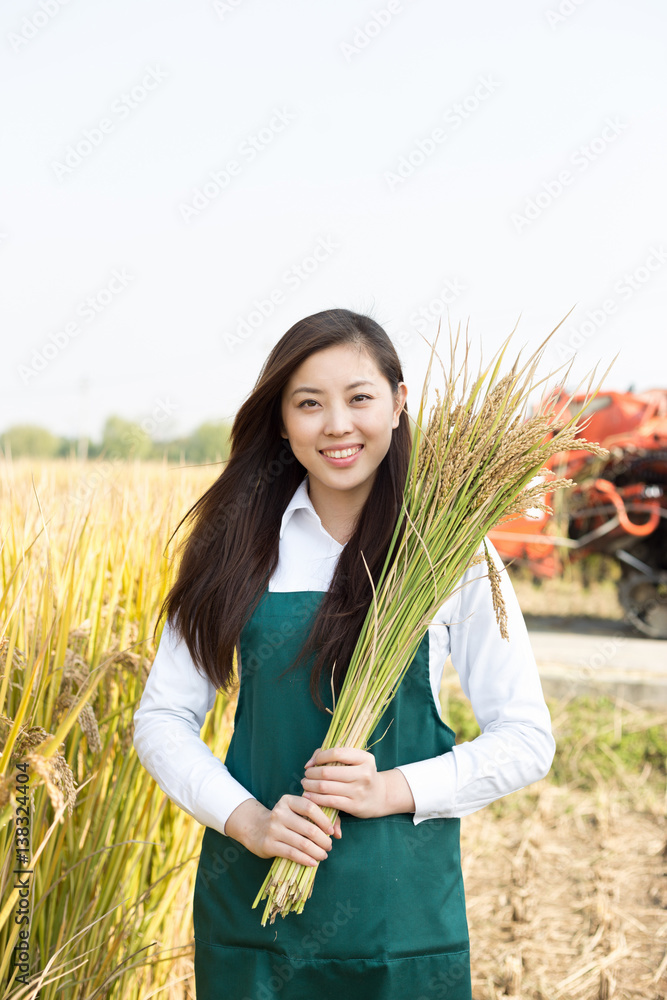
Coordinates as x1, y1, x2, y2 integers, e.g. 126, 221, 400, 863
132, 619, 256, 835
395, 538, 556, 824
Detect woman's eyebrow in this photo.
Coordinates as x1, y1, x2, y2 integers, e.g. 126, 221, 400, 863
290, 379, 375, 398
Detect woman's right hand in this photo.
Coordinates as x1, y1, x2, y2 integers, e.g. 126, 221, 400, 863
224, 795, 342, 867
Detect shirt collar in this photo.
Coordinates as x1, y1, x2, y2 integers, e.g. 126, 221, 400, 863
279, 475, 342, 547
279, 475, 315, 539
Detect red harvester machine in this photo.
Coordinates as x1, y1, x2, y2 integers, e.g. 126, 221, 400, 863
488, 388, 667, 638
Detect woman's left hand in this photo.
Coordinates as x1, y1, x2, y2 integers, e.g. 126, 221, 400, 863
301, 747, 415, 819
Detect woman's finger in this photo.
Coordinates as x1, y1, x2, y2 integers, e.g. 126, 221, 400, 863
303, 756, 376, 800
284, 813, 333, 852
278, 826, 331, 862
267, 836, 325, 867
303, 763, 360, 783
302, 791, 351, 813
305, 747, 371, 768
301, 777, 360, 797
279, 794, 336, 837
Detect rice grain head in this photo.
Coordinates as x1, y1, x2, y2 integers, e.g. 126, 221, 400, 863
0, 715, 51, 758
54, 692, 102, 754
78, 702, 102, 753
0, 773, 11, 808
25, 748, 77, 817
483, 540, 509, 640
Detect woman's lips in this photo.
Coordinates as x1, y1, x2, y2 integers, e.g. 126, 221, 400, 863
319, 444, 364, 467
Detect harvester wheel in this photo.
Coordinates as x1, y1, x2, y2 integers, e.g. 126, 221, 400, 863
617, 571, 667, 639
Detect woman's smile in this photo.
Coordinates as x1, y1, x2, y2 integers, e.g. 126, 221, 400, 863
319, 443, 364, 466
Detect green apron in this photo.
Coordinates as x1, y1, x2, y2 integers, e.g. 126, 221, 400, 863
193, 589, 471, 999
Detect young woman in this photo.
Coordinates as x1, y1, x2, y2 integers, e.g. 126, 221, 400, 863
133, 308, 556, 1000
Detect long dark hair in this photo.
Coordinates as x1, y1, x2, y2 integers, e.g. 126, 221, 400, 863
156, 308, 411, 709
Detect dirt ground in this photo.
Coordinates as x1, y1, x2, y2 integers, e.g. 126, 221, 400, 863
460, 771, 667, 999
444, 563, 667, 1000
508, 569, 625, 623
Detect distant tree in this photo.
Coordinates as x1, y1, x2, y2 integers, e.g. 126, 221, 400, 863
0, 417, 234, 464
157, 438, 189, 463
1, 424, 63, 457
184, 421, 231, 463
56, 436, 90, 459
100, 416, 152, 459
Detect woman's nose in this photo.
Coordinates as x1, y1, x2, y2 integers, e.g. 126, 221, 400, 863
322, 402, 355, 436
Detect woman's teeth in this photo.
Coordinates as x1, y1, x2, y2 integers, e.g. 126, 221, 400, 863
321, 445, 362, 459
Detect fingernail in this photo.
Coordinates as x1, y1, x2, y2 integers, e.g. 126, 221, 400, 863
304, 760, 313, 769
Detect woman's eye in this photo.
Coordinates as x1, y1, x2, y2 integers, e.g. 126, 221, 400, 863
297, 394, 371, 409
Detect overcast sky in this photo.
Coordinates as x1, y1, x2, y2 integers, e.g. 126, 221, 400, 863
2, 0, 666, 442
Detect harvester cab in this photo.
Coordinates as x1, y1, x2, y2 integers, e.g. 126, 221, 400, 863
489, 388, 667, 638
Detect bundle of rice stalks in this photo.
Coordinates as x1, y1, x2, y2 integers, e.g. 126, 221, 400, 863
253, 318, 609, 925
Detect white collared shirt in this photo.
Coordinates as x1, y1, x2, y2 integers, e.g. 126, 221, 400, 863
133, 476, 555, 833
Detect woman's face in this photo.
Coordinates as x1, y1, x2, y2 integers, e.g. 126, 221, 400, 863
280, 342, 407, 505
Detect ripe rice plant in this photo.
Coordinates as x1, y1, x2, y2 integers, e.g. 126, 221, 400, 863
0, 458, 228, 1000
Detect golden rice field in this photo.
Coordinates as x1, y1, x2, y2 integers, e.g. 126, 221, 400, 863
1, 458, 665, 1000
